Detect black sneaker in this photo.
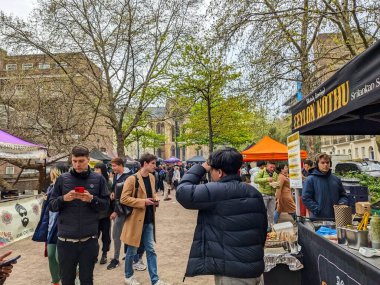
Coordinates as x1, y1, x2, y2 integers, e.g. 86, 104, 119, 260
100, 254, 107, 264
107, 259, 119, 270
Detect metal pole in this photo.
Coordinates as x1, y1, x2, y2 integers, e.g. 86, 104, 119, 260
295, 188, 301, 216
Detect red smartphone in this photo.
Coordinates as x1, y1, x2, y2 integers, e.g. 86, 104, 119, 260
74, 186, 85, 193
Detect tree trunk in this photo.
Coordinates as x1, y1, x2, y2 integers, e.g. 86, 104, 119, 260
207, 99, 214, 153
37, 165, 45, 193
116, 131, 126, 158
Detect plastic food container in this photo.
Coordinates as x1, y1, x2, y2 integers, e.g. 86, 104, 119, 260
273, 222, 294, 234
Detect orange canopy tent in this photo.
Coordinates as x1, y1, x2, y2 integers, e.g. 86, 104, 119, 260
241, 136, 308, 162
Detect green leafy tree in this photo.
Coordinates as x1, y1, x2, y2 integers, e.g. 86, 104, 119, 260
170, 40, 241, 152
124, 128, 165, 159
1, 0, 199, 157
180, 95, 258, 149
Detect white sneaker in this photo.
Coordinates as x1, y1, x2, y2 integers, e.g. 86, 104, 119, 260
124, 275, 141, 285
154, 280, 171, 285
133, 258, 147, 271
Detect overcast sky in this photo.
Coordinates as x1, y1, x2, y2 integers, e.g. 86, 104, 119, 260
0, 0, 37, 19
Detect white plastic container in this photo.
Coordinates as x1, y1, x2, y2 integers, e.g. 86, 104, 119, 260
273, 222, 295, 234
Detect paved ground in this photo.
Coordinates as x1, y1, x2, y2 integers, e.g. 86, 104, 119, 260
4, 191, 214, 285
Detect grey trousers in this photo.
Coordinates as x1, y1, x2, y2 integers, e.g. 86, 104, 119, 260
112, 215, 125, 260
214, 275, 264, 285
262, 194, 275, 228
163, 181, 171, 199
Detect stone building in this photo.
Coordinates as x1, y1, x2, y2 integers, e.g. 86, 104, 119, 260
125, 105, 209, 161
0, 49, 114, 183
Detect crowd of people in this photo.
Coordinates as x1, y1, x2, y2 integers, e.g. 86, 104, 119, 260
240, 153, 349, 227
7, 146, 196, 285
0, 145, 349, 285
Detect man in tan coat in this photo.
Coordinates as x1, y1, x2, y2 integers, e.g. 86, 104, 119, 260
120, 153, 169, 285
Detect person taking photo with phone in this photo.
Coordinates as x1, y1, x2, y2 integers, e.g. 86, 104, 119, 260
176, 147, 267, 285
49, 146, 110, 285
0, 251, 17, 285
120, 153, 169, 285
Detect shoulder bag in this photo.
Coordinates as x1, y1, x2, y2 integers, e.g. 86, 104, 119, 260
115, 175, 139, 217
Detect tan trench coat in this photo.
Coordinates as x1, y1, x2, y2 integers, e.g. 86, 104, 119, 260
120, 171, 158, 247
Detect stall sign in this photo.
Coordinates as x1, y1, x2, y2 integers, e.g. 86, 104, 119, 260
0, 195, 43, 247
292, 81, 350, 131
287, 132, 302, 188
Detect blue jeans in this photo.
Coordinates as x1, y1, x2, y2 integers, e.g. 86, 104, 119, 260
125, 223, 158, 285
274, 210, 296, 224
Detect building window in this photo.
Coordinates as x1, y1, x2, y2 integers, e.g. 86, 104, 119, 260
171, 126, 175, 142
56, 62, 68, 68
348, 149, 352, 156
171, 146, 175, 157
22, 63, 33, 70
15, 84, 25, 92
343, 149, 346, 154
157, 148, 162, 158
5, 166, 14, 175
5, 64, 17, 71
38, 63, 50, 69
369, 147, 375, 160
355, 148, 358, 158
156, 124, 161, 134
361, 147, 365, 158
160, 123, 165, 134
337, 149, 340, 155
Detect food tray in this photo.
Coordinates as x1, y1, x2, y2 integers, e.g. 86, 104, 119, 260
265, 240, 288, 248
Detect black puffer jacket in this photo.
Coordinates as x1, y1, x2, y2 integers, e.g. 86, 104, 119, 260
49, 168, 110, 239
176, 164, 267, 279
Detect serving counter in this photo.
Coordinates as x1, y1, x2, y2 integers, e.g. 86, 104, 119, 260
298, 222, 380, 285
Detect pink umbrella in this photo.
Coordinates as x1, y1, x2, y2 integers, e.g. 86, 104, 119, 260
164, 156, 180, 163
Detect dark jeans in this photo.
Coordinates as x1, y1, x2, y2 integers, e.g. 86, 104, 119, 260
57, 238, 98, 285
98, 217, 111, 254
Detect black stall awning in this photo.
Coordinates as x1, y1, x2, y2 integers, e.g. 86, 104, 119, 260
90, 149, 111, 161
290, 39, 380, 135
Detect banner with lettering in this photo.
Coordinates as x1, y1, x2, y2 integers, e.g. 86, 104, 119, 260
287, 132, 303, 188
0, 195, 44, 247
291, 39, 380, 135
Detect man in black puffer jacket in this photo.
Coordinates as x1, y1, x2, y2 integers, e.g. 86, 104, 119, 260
49, 146, 110, 285
177, 147, 267, 285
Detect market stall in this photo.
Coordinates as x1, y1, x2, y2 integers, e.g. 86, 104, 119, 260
298, 222, 380, 285
186, 155, 206, 164
241, 136, 308, 161
0, 130, 47, 247
290, 39, 380, 284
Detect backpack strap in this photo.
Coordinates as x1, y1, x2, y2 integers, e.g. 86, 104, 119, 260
133, 174, 139, 198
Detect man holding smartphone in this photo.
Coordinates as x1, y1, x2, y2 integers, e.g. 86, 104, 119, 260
120, 153, 168, 285
0, 251, 16, 285
49, 146, 110, 285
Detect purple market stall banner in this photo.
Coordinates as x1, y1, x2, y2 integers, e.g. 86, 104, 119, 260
0, 195, 44, 247
0, 130, 47, 159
